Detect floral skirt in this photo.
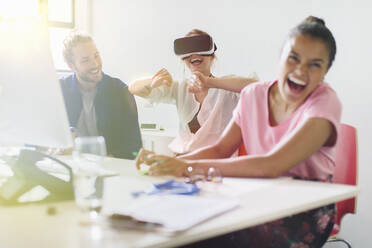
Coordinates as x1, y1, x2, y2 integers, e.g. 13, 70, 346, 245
180, 203, 335, 248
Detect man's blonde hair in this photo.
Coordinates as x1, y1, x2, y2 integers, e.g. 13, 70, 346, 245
62, 30, 94, 64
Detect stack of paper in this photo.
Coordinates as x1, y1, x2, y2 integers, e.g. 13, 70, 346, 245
104, 194, 239, 232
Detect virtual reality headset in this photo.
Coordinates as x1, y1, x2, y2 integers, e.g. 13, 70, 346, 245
174, 34, 217, 59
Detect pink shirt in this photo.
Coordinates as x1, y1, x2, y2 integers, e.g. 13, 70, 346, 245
233, 81, 342, 181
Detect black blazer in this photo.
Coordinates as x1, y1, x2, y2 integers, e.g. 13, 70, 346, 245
60, 73, 142, 159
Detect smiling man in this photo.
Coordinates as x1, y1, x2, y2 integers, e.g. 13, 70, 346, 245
60, 31, 142, 159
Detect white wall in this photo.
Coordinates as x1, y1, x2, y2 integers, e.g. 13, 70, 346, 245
90, 0, 371, 246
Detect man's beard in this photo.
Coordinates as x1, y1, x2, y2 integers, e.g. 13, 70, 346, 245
78, 70, 102, 84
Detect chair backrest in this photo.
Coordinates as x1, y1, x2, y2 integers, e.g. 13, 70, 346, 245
238, 144, 247, 156
237, 124, 357, 236
331, 123, 358, 236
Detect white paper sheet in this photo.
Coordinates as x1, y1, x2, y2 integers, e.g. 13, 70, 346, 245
103, 194, 239, 232
214, 177, 292, 197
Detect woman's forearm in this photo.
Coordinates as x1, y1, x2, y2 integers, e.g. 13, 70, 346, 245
208, 74, 259, 93
187, 154, 279, 178
129, 78, 153, 97
185, 118, 333, 179
179, 121, 242, 160
178, 144, 226, 160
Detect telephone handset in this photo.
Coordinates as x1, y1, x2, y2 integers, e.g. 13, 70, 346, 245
0, 149, 74, 205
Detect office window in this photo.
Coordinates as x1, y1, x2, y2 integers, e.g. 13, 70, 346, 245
49, 27, 72, 71
46, 0, 74, 28
0, 0, 75, 71
45, 0, 75, 71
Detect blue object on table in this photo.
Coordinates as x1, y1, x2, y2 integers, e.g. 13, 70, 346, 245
132, 180, 200, 197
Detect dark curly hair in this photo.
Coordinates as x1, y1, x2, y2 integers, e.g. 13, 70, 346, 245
288, 16, 337, 69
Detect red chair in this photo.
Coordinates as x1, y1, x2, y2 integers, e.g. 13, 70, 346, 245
332, 124, 358, 234
238, 125, 357, 246
238, 144, 247, 156
326, 124, 358, 247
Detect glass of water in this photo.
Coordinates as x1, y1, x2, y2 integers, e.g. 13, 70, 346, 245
207, 167, 223, 184
73, 136, 107, 162
73, 136, 107, 222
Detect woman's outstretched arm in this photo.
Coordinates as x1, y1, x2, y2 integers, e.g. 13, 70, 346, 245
129, 68, 173, 97
144, 118, 333, 178
189, 71, 259, 93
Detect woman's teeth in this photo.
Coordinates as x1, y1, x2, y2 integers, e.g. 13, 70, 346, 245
287, 75, 306, 93
288, 76, 306, 86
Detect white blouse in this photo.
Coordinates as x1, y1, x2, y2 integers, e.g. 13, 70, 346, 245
146, 77, 240, 154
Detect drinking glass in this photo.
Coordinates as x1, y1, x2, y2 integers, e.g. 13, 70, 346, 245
207, 167, 223, 184
73, 136, 107, 162
72, 136, 107, 222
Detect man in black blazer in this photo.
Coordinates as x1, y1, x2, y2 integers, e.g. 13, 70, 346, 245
60, 31, 142, 159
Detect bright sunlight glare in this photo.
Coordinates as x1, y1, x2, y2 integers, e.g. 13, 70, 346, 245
0, 0, 39, 18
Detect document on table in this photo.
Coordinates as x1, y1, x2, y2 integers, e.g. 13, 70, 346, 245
217, 177, 292, 197
103, 194, 240, 232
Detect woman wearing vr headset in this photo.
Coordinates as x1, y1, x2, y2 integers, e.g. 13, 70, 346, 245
137, 17, 340, 247
129, 29, 259, 155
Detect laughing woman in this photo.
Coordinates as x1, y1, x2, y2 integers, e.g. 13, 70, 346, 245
137, 16, 341, 248
129, 29, 258, 155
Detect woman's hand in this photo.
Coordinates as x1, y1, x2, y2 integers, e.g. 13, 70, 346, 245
187, 71, 210, 93
129, 68, 173, 97
135, 148, 155, 170
151, 68, 173, 88
145, 154, 189, 177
